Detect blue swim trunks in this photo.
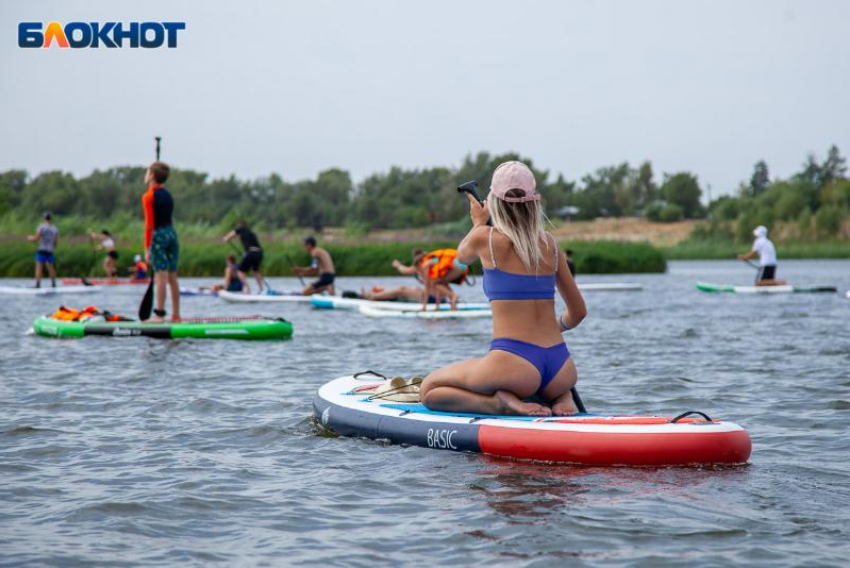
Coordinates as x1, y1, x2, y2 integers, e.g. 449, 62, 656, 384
35, 250, 55, 264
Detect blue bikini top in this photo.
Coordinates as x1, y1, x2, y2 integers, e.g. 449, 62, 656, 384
482, 227, 557, 301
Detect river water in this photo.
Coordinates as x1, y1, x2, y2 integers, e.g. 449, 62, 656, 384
1, 260, 849, 566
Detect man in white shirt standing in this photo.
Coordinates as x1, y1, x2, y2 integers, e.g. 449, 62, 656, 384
737, 225, 786, 286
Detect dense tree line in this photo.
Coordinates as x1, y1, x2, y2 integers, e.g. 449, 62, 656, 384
1, 148, 845, 236
704, 145, 849, 241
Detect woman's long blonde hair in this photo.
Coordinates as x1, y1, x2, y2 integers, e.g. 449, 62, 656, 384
487, 190, 550, 272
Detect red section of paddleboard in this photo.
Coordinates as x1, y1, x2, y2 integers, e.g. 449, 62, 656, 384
478, 426, 752, 466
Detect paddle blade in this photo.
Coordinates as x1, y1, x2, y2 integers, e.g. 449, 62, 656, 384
138, 280, 154, 320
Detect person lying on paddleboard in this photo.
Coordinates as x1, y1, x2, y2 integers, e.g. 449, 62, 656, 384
27, 210, 58, 288
223, 220, 265, 294
391, 248, 467, 310
143, 161, 181, 322
130, 254, 148, 279
209, 255, 244, 294
358, 284, 445, 304
90, 230, 118, 277
293, 236, 336, 295
737, 225, 786, 286
420, 161, 587, 417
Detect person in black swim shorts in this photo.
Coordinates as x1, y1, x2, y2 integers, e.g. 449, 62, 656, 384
293, 236, 336, 295
223, 220, 265, 294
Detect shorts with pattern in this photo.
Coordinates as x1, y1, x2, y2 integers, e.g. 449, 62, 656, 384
151, 226, 180, 272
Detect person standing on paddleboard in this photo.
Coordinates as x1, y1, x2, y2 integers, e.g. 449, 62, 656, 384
27, 211, 58, 288
737, 225, 786, 286
293, 236, 336, 295
223, 220, 265, 294
90, 230, 119, 277
142, 162, 181, 322
421, 161, 587, 417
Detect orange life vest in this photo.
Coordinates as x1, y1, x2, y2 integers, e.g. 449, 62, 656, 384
419, 249, 467, 283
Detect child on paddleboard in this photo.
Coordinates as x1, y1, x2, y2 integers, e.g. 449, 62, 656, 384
209, 255, 244, 294
142, 161, 181, 321
421, 161, 587, 417
27, 211, 58, 288
737, 225, 786, 286
131, 254, 148, 279
293, 236, 336, 295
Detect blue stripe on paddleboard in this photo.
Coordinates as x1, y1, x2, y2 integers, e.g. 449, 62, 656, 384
377, 402, 595, 421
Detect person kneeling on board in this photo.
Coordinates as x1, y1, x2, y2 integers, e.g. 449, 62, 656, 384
209, 255, 244, 294
130, 254, 148, 279
293, 236, 336, 296
737, 225, 786, 286
420, 161, 586, 417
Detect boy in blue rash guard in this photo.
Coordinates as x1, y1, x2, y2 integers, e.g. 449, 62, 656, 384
27, 211, 58, 288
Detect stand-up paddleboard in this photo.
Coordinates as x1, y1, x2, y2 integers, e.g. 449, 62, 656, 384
32, 314, 292, 340
697, 281, 837, 294
180, 287, 218, 297
0, 285, 101, 296
311, 296, 490, 312
314, 375, 752, 466
578, 282, 642, 291
219, 290, 312, 303
358, 306, 493, 319
62, 277, 149, 286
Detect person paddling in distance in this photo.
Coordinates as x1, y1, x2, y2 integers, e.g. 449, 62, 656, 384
142, 161, 181, 322
27, 211, 59, 288
89, 230, 118, 277
737, 225, 786, 286
293, 236, 336, 295
223, 220, 265, 294
420, 161, 587, 417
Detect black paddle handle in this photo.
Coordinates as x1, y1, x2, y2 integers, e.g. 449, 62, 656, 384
457, 180, 492, 226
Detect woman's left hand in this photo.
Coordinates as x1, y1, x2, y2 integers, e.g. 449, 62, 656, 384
466, 193, 490, 227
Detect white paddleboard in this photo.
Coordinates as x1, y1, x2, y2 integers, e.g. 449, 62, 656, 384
358, 305, 493, 319
218, 290, 313, 303
578, 282, 642, 291
0, 285, 101, 296
311, 296, 490, 312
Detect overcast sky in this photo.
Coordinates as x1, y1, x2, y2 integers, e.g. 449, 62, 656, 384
2, 0, 848, 199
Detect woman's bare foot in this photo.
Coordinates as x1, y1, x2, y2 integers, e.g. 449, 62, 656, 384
144, 316, 165, 323
495, 390, 552, 417
551, 391, 578, 416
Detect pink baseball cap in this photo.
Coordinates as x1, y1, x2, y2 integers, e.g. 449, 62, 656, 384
490, 161, 540, 202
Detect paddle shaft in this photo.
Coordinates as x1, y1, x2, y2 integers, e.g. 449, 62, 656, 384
139, 137, 161, 320
284, 253, 306, 286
